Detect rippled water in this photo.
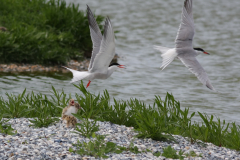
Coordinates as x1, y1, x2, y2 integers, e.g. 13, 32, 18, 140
0, 0, 240, 122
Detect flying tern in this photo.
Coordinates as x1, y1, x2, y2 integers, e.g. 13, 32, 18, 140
63, 5, 124, 88
154, 0, 215, 91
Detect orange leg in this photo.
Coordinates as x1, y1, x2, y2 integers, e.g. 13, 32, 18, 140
86, 80, 91, 88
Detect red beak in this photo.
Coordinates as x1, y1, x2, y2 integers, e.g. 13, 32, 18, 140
118, 65, 125, 68
204, 51, 210, 55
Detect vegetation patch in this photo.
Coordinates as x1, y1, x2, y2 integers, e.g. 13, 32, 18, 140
162, 146, 184, 159
0, 81, 240, 157
185, 150, 200, 158
69, 133, 122, 159
0, 0, 104, 65
69, 132, 151, 158
29, 117, 59, 128
0, 114, 16, 135
72, 114, 100, 138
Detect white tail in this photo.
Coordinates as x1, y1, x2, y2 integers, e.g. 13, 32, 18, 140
154, 46, 177, 70
63, 67, 90, 83
154, 45, 170, 53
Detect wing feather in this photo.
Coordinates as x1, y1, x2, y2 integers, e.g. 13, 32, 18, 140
178, 56, 215, 91
87, 5, 103, 70
89, 17, 115, 74
175, 0, 195, 48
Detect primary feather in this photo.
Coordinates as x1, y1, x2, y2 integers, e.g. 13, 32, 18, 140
87, 5, 103, 70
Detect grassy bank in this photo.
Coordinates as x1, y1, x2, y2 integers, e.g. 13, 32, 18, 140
0, 0, 104, 65
0, 82, 240, 155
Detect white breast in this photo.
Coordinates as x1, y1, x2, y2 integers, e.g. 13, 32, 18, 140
65, 106, 77, 116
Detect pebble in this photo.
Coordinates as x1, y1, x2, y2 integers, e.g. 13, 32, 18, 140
0, 118, 239, 159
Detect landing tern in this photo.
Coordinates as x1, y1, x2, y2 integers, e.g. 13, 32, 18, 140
63, 5, 124, 88
154, 0, 215, 91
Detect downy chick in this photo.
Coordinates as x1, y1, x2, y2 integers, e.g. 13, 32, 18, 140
62, 99, 81, 128
63, 115, 77, 128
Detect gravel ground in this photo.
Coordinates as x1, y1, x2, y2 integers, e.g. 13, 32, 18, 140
0, 118, 240, 160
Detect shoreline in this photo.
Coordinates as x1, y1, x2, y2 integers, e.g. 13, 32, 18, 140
0, 55, 118, 73
0, 59, 89, 73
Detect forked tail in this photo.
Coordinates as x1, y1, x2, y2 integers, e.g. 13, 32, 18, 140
62, 66, 90, 83
154, 46, 177, 70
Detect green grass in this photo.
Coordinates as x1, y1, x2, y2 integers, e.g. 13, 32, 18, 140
73, 114, 100, 138
69, 132, 152, 158
0, 81, 240, 155
0, 0, 104, 65
185, 150, 199, 158
69, 133, 123, 159
0, 114, 16, 135
161, 146, 184, 160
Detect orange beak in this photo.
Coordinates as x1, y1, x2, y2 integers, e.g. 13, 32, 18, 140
204, 51, 210, 55
118, 65, 125, 68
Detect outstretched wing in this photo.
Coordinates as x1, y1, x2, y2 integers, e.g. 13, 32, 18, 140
89, 17, 115, 74
178, 56, 215, 91
175, 0, 195, 48
87, 5, 103, 70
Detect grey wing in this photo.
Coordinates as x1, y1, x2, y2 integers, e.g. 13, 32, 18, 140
178, 56, 215, 91
87, 5, 103, 70
89, 17, 115, 74
175, 0, 195, 48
